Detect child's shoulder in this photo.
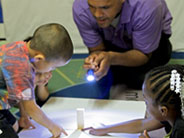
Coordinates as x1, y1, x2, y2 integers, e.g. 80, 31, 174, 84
2, 41, 27, 53
172, 117, 184, 137
7, 41, 26, 46
0, 41, 30, 66
0, 41, 26, 49
175, 117, 184, 126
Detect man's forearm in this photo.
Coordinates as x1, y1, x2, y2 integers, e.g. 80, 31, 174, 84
108, 50, 150, 67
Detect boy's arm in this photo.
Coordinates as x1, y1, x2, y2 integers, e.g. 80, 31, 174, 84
18, 102, 35, 129
36, 85, 49, 101
35, 71, 52, 101
22, 99, 67, 137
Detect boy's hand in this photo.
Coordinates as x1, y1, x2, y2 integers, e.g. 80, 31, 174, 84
139, 130, 150, 138
18, 115, 35, 129
23, 100, 67, 137
35, 71, 52, 86
50, 123, 68, 138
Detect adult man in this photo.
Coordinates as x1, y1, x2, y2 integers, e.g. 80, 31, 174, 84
73, 0, 172, 98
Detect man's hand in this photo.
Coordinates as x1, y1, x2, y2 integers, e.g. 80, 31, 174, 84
83, 53, 99, 71
83, 51, 111, 80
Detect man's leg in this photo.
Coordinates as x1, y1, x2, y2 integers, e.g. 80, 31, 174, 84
91, 69, 113, 99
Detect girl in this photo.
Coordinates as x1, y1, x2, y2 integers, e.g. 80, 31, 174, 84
83, 64, 184, 138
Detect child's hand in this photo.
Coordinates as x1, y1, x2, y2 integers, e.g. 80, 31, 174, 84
139, 130, 150, 138
50, 123, 68, 138
35, 71, 52, 86
82, 127, 108, 136
43, 71, 52, 85
18, 115, 35, 129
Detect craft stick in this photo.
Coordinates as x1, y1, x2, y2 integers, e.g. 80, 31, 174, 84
76, 108, 85, 129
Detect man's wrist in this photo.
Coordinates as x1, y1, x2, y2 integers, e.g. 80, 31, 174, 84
108, 51, 114, 66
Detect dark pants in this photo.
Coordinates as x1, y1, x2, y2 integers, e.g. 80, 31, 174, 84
0, 110, 18, 138
96, 33, 172, 98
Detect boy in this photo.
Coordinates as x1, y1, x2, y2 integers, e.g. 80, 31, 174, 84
24, 37, 53, 106
0, 23, 73, 137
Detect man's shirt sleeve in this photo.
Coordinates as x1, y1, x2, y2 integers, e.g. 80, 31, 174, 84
132, 5, 167, 54
72, 1, 102, 47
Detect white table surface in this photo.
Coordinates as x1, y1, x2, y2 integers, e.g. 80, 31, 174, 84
18, 97, 146, 138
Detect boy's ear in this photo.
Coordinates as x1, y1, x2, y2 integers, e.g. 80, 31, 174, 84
33, 54, 45, 62
159, 105, 168, 117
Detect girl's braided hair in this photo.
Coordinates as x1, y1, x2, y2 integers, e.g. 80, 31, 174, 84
144, 64, 184, 118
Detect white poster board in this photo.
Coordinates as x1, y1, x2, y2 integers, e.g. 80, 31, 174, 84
18, 97, 146, 138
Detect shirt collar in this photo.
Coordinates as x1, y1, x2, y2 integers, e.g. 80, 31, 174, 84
110, 0, 132, 28
120, 0, 132, 24
111, 14, 120, 28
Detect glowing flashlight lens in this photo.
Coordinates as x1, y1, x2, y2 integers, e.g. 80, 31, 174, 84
86, 69, 95, 81
87, 75, 95, 81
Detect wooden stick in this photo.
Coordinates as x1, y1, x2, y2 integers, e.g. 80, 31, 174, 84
76, 108, 85, 129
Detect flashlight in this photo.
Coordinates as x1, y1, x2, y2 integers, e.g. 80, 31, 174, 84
86, 69, 95, 81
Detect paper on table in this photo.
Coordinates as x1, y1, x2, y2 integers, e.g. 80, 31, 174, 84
66, 129, 140, 138
18, 97, 146, 138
